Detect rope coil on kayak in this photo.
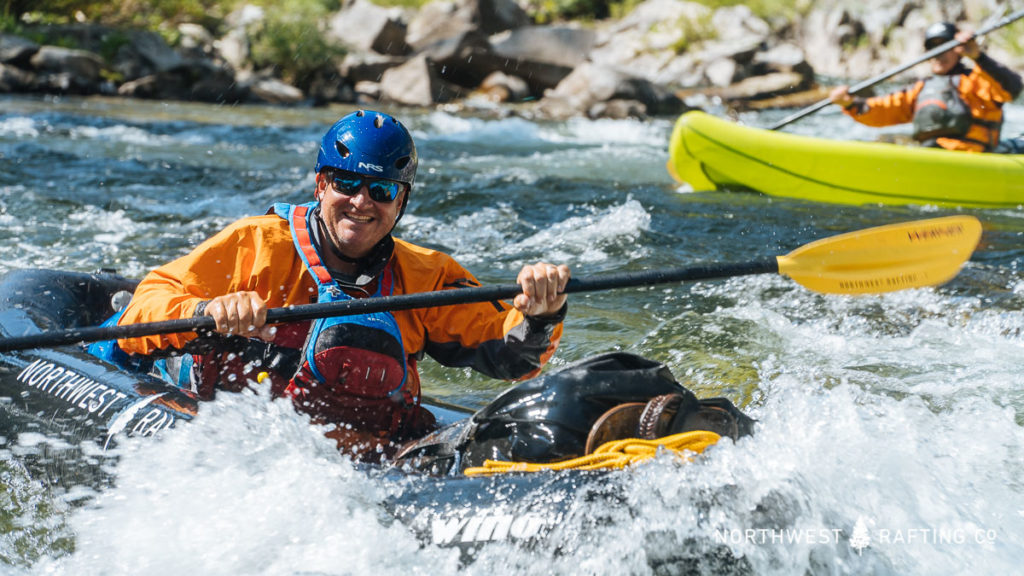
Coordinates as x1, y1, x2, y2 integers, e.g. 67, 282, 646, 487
462, 430, 721, 476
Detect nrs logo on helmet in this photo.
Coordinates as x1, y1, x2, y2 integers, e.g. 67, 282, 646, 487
314, 110, 418, 189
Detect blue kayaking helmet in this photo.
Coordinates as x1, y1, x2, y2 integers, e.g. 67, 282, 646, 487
924, 21, 958, 50
314, 110, 417, 189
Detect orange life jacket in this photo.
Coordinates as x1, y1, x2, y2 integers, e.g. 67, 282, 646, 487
116, 207, 565, 456
273, 202, 418, 441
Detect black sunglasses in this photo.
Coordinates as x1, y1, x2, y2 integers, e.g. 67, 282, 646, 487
327, 170, 407, 203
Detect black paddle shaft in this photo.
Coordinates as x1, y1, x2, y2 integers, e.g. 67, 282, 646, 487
0, 259, 779, 353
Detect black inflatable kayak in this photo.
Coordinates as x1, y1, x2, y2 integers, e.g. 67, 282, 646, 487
0, 268, 752, 570
0, 268, 475, 440
0, 269, 199, 445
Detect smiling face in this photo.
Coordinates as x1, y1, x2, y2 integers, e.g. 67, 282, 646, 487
315, 170, 407, 262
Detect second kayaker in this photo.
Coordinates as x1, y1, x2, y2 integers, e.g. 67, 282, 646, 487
829, 21, 1023, 153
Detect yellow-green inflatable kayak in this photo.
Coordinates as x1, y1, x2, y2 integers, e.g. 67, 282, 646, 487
667, 111, 1024, 209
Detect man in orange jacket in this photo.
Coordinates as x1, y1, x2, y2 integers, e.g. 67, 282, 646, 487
829, 21, 1022, 152
109, 110, 571, 459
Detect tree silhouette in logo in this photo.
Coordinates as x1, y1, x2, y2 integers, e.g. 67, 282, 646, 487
850, 516, 871, 555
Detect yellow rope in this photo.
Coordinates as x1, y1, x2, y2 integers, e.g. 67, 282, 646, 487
463, 430, 722, 476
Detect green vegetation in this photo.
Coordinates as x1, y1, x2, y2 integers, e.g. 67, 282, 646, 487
522, 0, 612, 23
706, 0, 812, 21
6, 0, 814, 33
4, 0, 346, 90
372, 0, 431, 8
670, 11, 716, 54
245, 0, 346, 88
989, 19, 1024, 58
5, 0, 226, 30
521, 0, 805, 24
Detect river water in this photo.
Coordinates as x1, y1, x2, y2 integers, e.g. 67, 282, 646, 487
1, 94, 1023, 575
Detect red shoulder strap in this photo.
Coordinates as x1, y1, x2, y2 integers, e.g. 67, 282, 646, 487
291, 204, 333, 286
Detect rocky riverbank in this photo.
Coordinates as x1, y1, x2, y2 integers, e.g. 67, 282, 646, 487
2, 0, 1021, 119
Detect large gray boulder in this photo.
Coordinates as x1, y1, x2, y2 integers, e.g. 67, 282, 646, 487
751, 42, 813, 87
489, 25, 594, 69
214, 27, 251, 72
177, 23, 216, 59
0, 34, 39, 66
0, 62, 35, 92
416, 30, 495, 89
117, 72, 189, 99
406, 0, 528, 51
29, 46, 103, 81
406, 0, 475, 51
28, 46, 105, 93
327, 0, 410, 55
338, 52, 408, 84
245, 75, 306, 104
379, 53, 462, 106
112, 29, 184, 80
118, 61, 247, 103
707, 71, 811, 101
799, 7, 865, 80
214, 4, 265, 72
487, 25, 594, 94
474, 0, 531, 34
540, 62, 685, 119
589, 0, 711, 85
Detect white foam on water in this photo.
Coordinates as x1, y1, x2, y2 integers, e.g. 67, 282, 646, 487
0, 116, 40, 138
67, 207, 138, 246
419, 109, 673, 148
401, 205, 525, 266
560, 115, 671, 145
17, 262, 1024, 576
1001, 102, 1024, 135
494, 315, 1024, 574
415, 112, 670, 184
402, 198, 650, 268
527, 272, 1024, 574
34, 387, 462, 576
13, 432, 73, 451
420, 112, 543, 146
68, 124, 170, 146
607, 379, 1024, 575
507, 197, 652, 264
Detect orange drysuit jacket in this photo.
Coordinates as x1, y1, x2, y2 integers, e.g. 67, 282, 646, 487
117, 214, 564, 395
842, 55, 1020, 152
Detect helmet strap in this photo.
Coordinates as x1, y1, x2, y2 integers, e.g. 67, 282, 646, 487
393, 191, 410, 228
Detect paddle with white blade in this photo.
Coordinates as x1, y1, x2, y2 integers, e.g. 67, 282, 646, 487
0, 215, 982, 353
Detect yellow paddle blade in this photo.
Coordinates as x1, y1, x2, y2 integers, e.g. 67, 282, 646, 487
776, 215, 981, 294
